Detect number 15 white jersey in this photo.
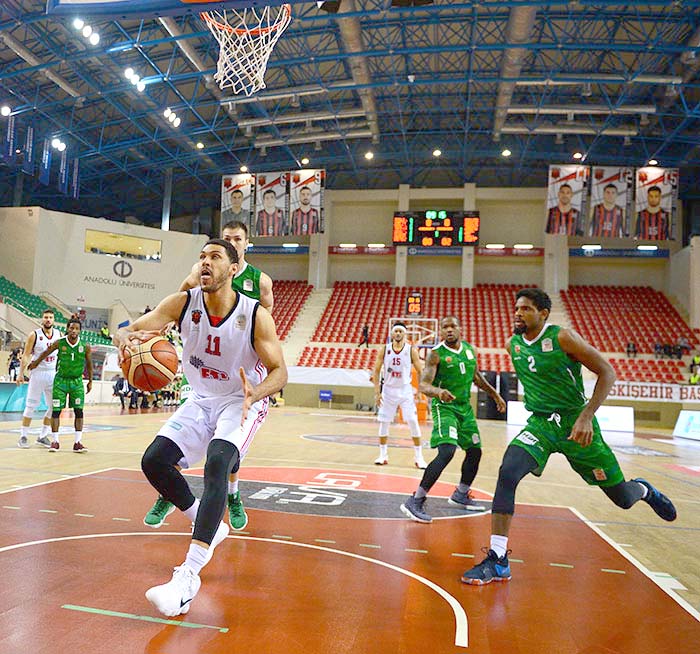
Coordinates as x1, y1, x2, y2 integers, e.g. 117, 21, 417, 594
382, 343, 413, 391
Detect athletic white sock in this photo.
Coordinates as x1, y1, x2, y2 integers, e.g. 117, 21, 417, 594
413, 445, 423, 460
51, 432, 59, 444
228, 479, 239, 495
20, 426, 28, 439
74, 431, 82, 444
183, 498, 200, 522
379, 443, 388, 458
184, 543, 208, 575
41, 424, 51, 438
490, 535, 509, 559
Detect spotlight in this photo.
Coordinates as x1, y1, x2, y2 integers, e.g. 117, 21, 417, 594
125, 67, 134, 80
432, 149, 442, 157
168, 112, 176, 123
136, 81, 145, 92
57, 142, 66, 152
0, 105, 11, 117
196, 142, 204, 149
82, 25, 92, 38
501, 148, 511, 157
73, 18, 84, 30
163, 107, 171, 118
648, 159, 658, 166
573, 151, 583, 160
51, 137, 61, 148
89, 32, 100, 46
364, 151, 374, 160
301, 157, 310, 165
173, 117, 181, 127
130, 74, 140, 85
240, 165, 249, 172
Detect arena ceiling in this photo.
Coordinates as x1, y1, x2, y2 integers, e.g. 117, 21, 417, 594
1, 1, 700, 224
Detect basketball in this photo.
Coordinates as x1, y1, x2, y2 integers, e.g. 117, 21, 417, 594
121, 336, 179, 392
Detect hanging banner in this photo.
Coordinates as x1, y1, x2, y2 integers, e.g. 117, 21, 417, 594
22, 123, 35, 176
634, 167, 679, 241
58, 148, 69, 195
3, 115, 17, 166
588, 166, 634, 238
289, 169, 325, 235
545, 165, 589, 235
255, 172, 289, 237
71, 157, 80, 199
221, 173, 255, 235
39, 139, 52, 186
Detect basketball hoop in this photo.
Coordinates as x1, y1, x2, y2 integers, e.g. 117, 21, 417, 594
200, 4, 292, 96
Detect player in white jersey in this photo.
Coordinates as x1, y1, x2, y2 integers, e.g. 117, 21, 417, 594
372, 322, 427, 469
17, 309, 61, 449
114, 238, 287, 618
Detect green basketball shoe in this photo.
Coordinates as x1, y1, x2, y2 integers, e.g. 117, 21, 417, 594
144, 496, 176, 528
227, 491, 248, 531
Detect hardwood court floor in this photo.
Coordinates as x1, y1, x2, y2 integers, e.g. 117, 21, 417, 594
0, 405, 698, 653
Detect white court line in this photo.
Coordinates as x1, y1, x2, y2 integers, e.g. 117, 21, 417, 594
569, 506, 700, 622
0, 531, 469, 649
0, 467, 119, 495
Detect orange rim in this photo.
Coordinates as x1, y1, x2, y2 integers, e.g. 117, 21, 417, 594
200, 4, 291, 37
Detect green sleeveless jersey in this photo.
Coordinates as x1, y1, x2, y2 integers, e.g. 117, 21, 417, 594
510, 324, 587, 414
232, 262, 262, 300
56, 337, 87, 379
431, 341, 477, 411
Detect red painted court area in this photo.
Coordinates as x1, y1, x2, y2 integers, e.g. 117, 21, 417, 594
0, 468, 697, 654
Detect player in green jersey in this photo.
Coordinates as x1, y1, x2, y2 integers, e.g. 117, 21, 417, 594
401, 316, 506, 523
462, 288, 677, 586
143, 220, 273, 531
29, 318, 93, 453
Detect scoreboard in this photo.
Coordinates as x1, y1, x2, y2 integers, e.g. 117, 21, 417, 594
392, 210, 480, 247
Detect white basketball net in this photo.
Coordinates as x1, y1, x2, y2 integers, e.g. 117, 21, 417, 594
201, 5, 292, 97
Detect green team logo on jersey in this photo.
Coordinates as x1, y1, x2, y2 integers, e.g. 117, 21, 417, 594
232, 263, 261, 300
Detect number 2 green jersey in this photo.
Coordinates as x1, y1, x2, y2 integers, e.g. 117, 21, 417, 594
431, 341, 477, 411
510, 324, 587, 414
55, 337, 87, 379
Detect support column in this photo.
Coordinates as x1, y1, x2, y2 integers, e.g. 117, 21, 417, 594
161, 167, 173, 231
690, 235, 700, 330
543, 233, 569, 294
12, 172, 23, 206
308, 229, 329, 289
461, 183, 476, 288
395, 184, 410, 286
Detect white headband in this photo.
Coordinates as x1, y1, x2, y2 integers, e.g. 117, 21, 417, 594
392, 325, 407, 334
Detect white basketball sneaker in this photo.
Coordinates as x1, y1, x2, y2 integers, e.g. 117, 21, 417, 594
145, 565, 201, 617
414, 455, 428, 470
374, 455, 388, 465
203, 520, 230, 566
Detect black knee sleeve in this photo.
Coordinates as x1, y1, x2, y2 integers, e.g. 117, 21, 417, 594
419, 443, 457, 492
460, 447, 483, 487
141, 436, 195, 511
602, 480, 645, 509
51, 410, 61, 419
73, 408, 83, 419
192, 440, 239, 545
491, 446, 538, 515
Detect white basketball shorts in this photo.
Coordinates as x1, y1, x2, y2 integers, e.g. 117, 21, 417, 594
377, 385, 418, 423
23, 369, 56, 416
158, 392, 268, 468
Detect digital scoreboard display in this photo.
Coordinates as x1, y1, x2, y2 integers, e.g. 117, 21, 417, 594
392, 210, 480, 247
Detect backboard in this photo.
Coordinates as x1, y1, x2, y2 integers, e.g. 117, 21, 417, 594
46, 0, 305, 19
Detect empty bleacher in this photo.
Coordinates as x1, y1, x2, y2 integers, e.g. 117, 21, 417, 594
609, 357, 687, 383
271, 280, 313, 341
311, 282, 518, 349
297, 345, 378, 370
561, 286, 697, 354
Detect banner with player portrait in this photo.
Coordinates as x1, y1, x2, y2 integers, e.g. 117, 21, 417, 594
289, 169, 325, 235
634, 167, 679, 241
588, 166, 634, 238
255, 172, 289, 237
545, 165, 589, 236
221, 173, 255, 234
